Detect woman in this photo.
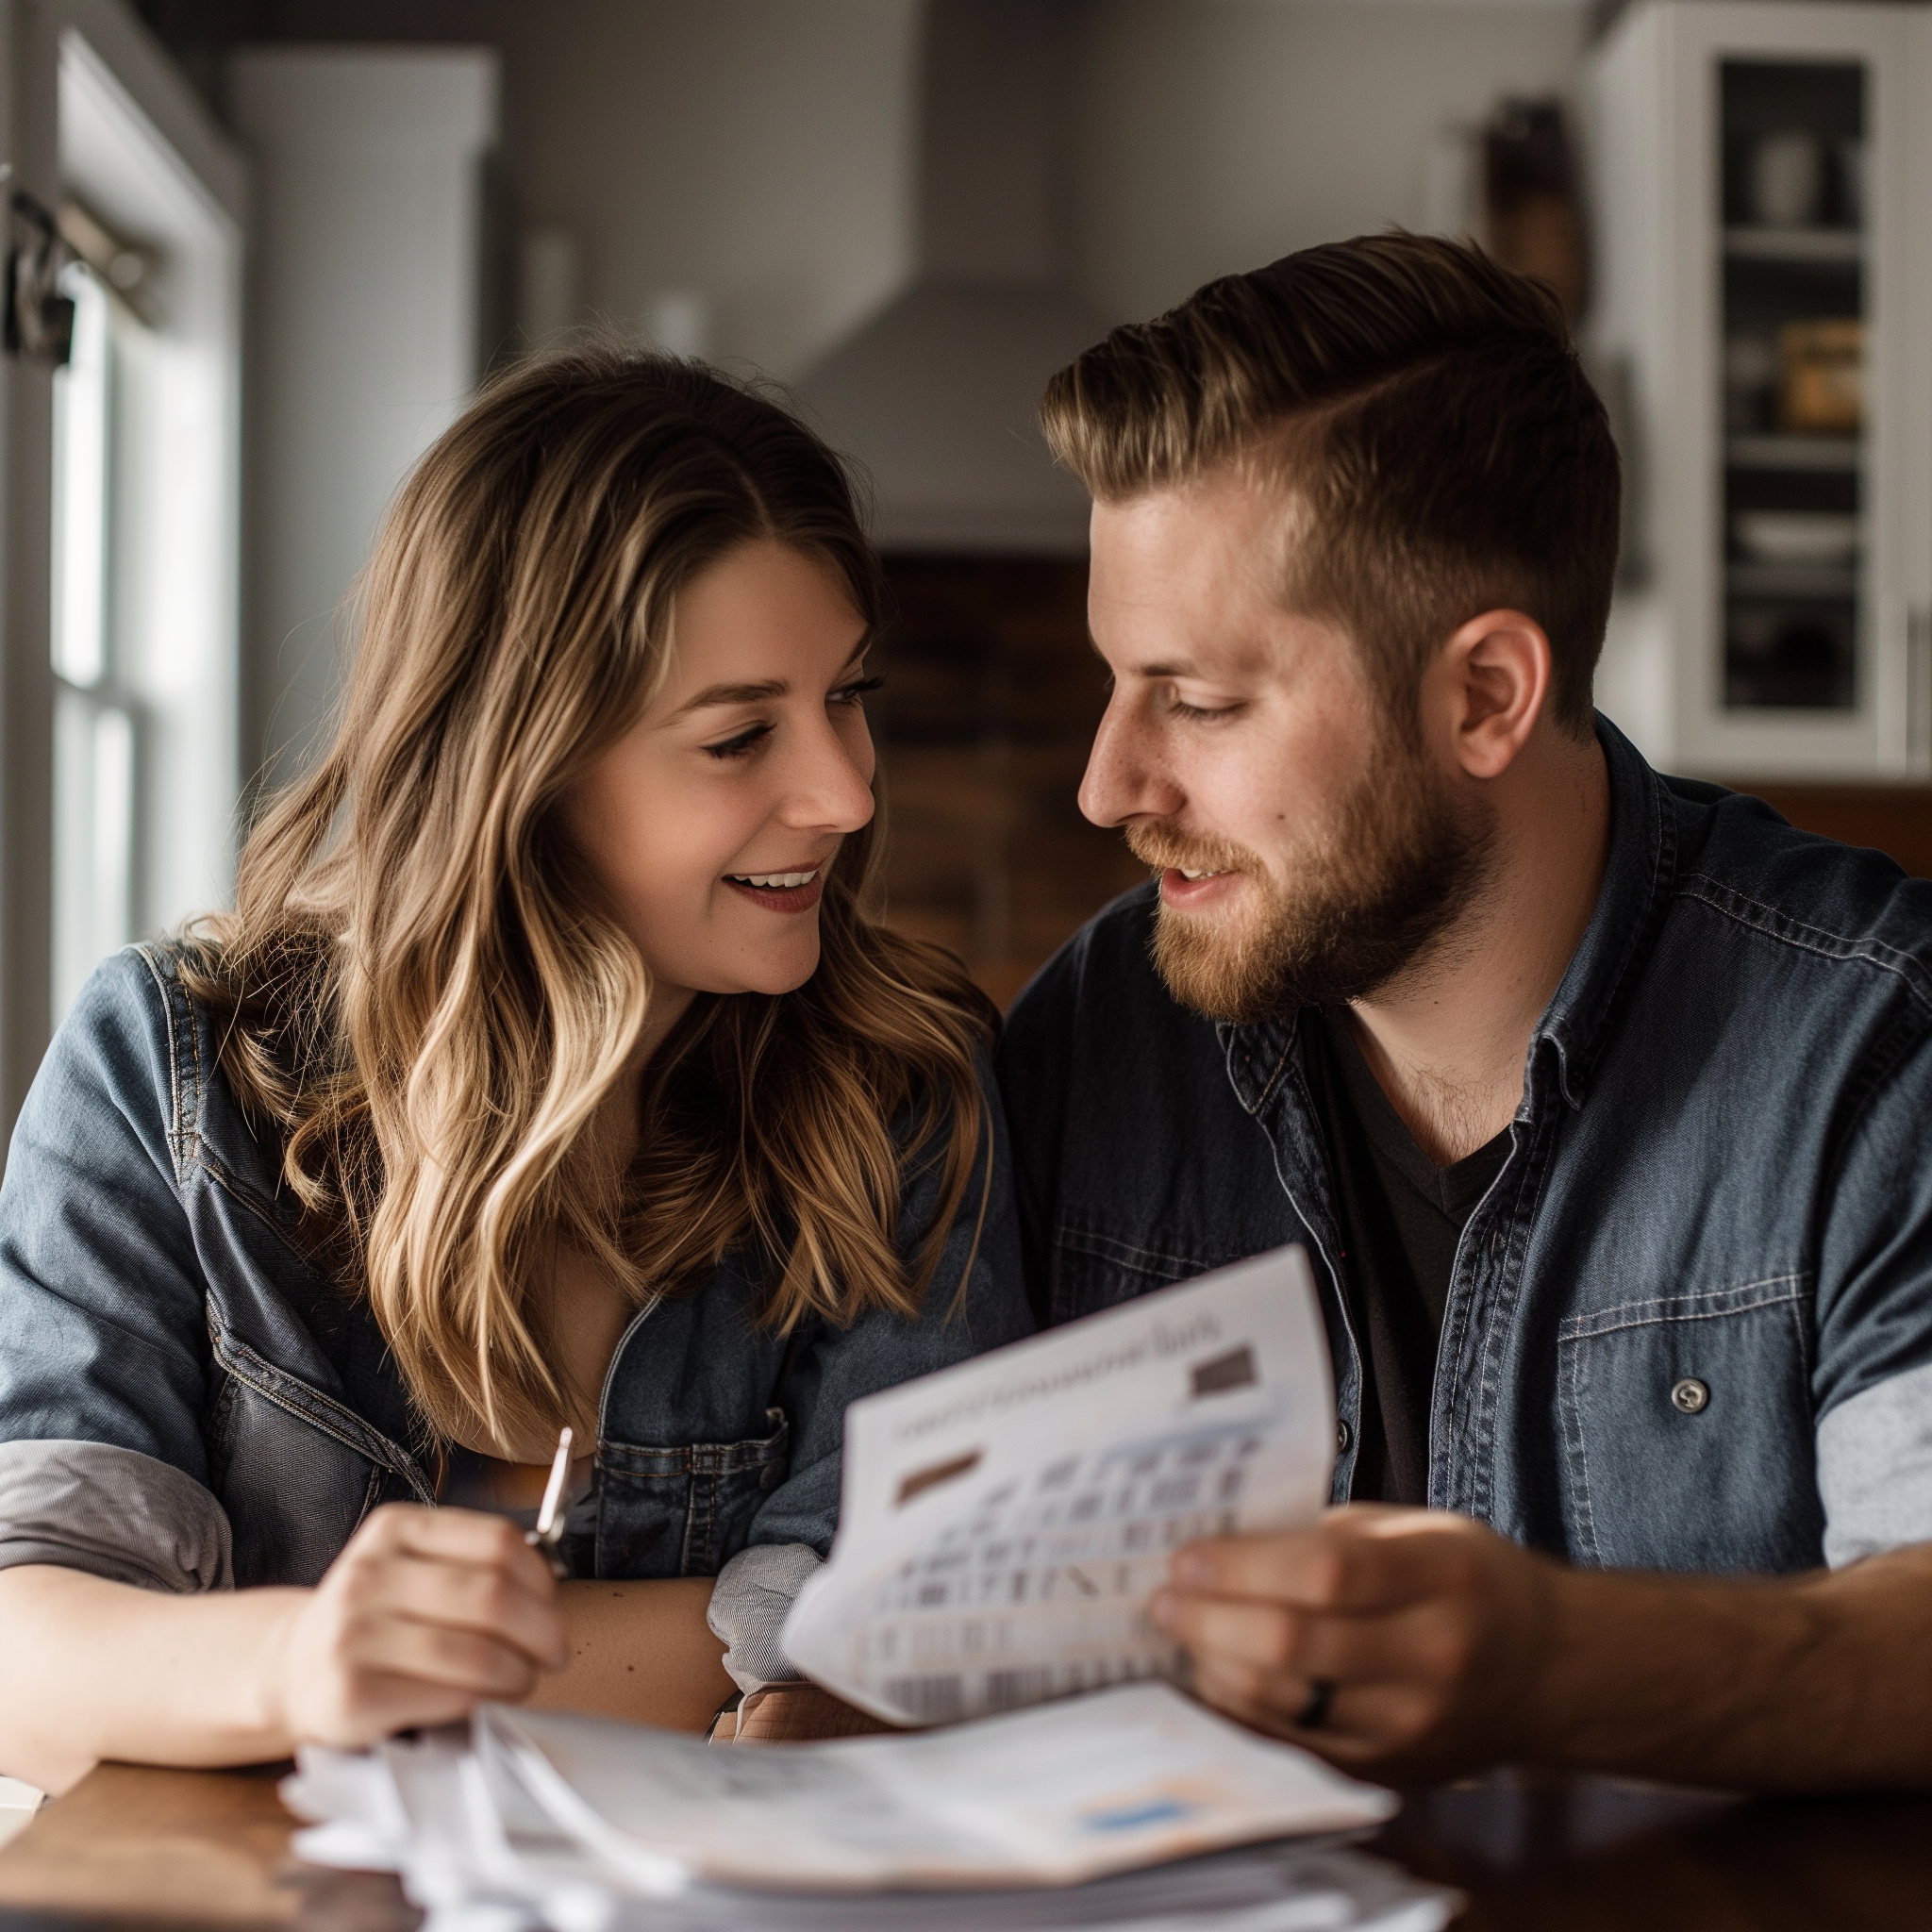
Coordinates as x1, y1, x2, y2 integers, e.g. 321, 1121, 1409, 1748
0, 349, 1029, 1791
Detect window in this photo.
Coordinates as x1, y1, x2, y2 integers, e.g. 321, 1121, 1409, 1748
41, 27, 243, 1035
51, 259, 140, 1022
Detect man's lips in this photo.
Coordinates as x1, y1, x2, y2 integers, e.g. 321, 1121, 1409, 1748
1159, 866, 1241, 909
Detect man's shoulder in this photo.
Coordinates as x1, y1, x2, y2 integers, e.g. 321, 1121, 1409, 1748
1664, 777, 1932, 1007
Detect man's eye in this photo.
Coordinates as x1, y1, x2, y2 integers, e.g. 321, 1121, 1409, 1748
831, 674, 886, 706
704, 723, 773, 760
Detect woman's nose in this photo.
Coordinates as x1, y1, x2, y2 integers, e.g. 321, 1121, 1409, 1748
781, 718, 876, 834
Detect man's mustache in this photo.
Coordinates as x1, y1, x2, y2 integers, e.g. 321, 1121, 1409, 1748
1123, 822, 1258, 881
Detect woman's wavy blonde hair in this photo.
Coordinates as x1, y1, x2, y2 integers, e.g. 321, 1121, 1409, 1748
184, 347, 996, 1450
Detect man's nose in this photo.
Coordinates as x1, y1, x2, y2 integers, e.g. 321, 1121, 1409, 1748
1078, 695, 1179, 829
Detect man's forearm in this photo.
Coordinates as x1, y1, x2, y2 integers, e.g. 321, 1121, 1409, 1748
1530, 1544, 1932, 1790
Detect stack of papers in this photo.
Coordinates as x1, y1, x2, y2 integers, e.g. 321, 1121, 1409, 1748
786, 1248, 1337, 1725
285, 1683, 1457, 1932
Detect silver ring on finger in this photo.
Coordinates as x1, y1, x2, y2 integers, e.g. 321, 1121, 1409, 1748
1295, 1676, 1337, 1731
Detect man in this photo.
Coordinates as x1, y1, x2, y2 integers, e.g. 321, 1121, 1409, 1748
999, 234, 1932, 1789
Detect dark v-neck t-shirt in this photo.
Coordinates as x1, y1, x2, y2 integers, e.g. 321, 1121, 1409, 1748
1304, 1008, 1511, 1507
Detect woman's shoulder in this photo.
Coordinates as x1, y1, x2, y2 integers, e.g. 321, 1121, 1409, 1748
36, 941, 278, 1192
51, 942, 192, 1100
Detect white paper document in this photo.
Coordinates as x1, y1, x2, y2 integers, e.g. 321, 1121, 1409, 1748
287, 1684, 1460, 1929
784, 1245, 1335, 1727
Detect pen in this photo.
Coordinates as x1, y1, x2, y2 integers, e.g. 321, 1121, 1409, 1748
525, 1424, 574, 1578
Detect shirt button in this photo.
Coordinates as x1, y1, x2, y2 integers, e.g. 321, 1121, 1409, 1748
1336, 1419, 1352, 1453
1671, 1377, 1710, 1415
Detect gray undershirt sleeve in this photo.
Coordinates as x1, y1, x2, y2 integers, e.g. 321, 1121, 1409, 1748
706, 1541, 821, 1693
0, 1439, 233, 1592
1816, 1358, 1932, 1568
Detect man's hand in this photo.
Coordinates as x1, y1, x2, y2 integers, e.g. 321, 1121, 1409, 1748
1152, 1504, 1558, 1782
269, 1504, 567, 1748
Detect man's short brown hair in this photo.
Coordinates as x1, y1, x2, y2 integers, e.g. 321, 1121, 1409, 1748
1041, 233, 1620, 738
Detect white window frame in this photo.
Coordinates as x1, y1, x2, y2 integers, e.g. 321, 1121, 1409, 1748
0, 0, 244, 1133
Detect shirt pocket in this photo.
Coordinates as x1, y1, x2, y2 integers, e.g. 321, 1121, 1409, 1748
1048, 1222, 1231, 1327
1556, 1273, 1822, 1575
595, 1407, 791, 1579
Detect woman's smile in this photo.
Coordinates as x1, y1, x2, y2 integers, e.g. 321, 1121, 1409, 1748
723, 862, 827, 912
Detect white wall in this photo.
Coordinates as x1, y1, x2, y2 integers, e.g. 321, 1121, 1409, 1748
228, 47, 497, 786
254, 0, 924, 381
1070, 0, 1589, 327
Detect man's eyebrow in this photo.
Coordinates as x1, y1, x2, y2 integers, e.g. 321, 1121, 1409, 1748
667, 678, 787, 720
1084, 634, 1201, 680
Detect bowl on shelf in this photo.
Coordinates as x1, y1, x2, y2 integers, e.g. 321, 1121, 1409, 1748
1731, 510, 1859, 566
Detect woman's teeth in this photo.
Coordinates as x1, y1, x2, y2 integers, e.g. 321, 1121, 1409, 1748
1179, 868, 1227, 880
729, 869, 820, 889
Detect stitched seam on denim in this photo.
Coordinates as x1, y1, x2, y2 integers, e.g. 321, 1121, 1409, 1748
1560, 1318, 1602, 1566
1052, 1224, 1217, 1280
1463, 1109, 1555, 1524
1251, 1024, 1298, 1111
1559, 1286, 1807, 1345
354, 1461, 383, 1535
1674, 874, 1932, 1020
184, 972, 205, 1169
208, 1324, 432, 1502
193, 1156, 333, 1277
1558, 1274, 1807, 1342
137, 945, 188, 1186
602, 1426, 787, 1480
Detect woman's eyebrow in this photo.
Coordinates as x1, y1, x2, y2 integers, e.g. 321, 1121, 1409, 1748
668, 678, 788, 719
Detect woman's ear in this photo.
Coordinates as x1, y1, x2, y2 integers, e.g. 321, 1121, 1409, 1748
1438, 608, 1552, 780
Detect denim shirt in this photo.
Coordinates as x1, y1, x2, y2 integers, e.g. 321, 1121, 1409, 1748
998, 718, 1932, 1577
0, 946, 1030, 1599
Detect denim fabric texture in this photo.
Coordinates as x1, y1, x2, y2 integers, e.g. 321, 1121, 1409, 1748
0, 946, 1031, 1590
998, 718, 1932, 1576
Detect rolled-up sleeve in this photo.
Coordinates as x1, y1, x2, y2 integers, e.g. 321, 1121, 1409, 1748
0, 950, 228, 1590
0, 1440, 231, 1591
1814, 1025, 1932, 1567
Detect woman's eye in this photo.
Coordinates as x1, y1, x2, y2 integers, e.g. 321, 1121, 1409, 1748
703, 723, 773, 760
1171, 696, 1242, 722
831, 674, 886, 707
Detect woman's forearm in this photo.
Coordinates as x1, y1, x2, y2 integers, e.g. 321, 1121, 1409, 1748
0, 1565, 301, 1793
528, 1577, 734, 1731
0, 1560, 733, 1797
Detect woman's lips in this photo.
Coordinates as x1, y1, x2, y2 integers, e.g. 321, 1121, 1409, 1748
724, 874, 825, 913
1159, 867, 1241, 910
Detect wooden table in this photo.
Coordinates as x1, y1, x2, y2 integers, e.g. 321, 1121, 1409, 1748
0, 1758, 1926, 1930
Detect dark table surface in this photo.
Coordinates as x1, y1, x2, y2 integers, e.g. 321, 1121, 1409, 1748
0, 1757, 1928, 1930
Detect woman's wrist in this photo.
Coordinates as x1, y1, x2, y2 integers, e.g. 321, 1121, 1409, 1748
202, 1586, 308, 1762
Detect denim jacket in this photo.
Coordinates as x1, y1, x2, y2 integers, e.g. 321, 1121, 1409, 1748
999, 719, 1932, 1576
0, 946, 1030, 1605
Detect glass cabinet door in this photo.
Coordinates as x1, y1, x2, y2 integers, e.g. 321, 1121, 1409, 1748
1719, 59, 1864, 713
1588, 1, 1921, 779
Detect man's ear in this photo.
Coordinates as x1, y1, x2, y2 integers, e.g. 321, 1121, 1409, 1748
1436, 608, 1551, 780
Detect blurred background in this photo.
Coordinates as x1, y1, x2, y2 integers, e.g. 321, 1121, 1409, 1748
0, 0, 1925, 1145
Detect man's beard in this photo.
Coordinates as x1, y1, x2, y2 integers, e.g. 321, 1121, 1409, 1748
1127, 737, 1496, 1024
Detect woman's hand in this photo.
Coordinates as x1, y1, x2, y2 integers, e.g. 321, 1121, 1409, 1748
269, 1505, 567, 1748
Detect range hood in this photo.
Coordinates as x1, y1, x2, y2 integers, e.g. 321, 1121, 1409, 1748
796, 0, 1108, 555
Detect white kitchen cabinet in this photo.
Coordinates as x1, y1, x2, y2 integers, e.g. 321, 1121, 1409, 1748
1588, 0, 1932, 778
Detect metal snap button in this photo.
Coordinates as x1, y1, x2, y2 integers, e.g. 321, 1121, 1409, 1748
1336, 1419, 1352, 1453
1671, 1377, 1710, 1415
